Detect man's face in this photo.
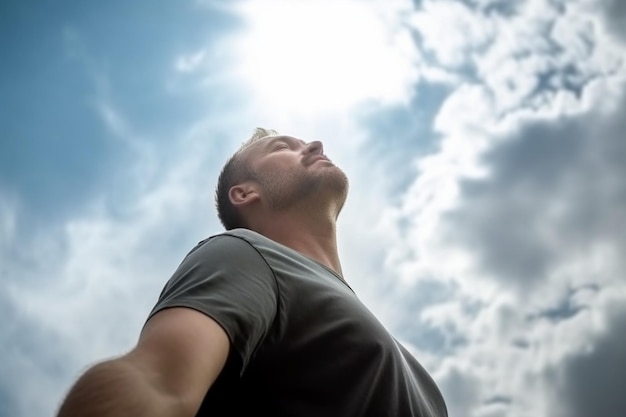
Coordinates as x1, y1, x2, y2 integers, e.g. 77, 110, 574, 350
241, 135, 349, 213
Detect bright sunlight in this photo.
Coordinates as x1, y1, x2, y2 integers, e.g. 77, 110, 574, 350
231, 0, 418, 114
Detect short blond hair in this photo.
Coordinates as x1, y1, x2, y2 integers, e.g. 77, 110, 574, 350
215, 127, 279, 230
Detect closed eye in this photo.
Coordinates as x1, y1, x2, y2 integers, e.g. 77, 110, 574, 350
266, 136, 307, 152
273, 143, 290, 151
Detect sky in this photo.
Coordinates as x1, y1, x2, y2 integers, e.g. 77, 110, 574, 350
1, 0, 625, 416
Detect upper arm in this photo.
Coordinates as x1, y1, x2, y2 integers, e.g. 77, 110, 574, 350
149, 235, 278, 370
126, 307, 230, 417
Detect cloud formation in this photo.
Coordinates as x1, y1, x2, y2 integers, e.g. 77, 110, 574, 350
2, 1, 625, 417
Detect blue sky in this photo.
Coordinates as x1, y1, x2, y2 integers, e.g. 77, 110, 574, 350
2, 1, 626, 416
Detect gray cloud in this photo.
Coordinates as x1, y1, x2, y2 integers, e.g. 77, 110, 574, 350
462, 0, 519, 17
526, 284, 597, 323
392, 280, 471, 355
437, 367, 481, 417
442, 81, 626, 288
602, 0, 626, 43
549, 303, 626, 417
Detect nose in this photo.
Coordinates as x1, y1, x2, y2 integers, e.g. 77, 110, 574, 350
304, 140, 324, 156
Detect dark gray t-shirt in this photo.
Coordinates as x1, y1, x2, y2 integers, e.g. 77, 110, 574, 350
148, 228, 447, 417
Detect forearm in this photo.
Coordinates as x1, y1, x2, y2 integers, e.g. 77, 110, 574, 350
56, 357, 183, 417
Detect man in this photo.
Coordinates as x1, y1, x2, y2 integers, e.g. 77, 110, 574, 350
56, 128, 448, 417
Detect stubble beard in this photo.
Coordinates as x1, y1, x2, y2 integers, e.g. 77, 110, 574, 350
259, 165, 349, 216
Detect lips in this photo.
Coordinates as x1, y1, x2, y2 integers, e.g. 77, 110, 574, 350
307, 155, 331, 165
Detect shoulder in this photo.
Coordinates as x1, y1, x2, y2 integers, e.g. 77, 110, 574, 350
168, 229, 277, 285
218, 228, 303, 259
187, 229, 266, 261
156, 229, 281, 314
197, 228, 292, 262
197, 229, 326, 281
217, 228, 274, 248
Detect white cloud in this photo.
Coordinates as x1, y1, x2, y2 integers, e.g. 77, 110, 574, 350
374, 1, 626, 416
410, 0, 494, 68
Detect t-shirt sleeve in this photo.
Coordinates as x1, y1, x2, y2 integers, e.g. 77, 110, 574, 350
147, 234, 278, 373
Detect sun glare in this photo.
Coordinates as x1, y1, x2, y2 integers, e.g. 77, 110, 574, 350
231, 0, 417, 113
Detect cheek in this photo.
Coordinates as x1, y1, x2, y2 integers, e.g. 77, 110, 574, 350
262, 166, 309, 195
256, 155, 286, 172
258, 156, 303, 177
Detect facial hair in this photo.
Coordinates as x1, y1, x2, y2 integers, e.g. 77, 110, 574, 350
254, 163, 349, 215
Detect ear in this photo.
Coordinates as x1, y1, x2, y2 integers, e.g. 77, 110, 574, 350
228, 182, 260, 208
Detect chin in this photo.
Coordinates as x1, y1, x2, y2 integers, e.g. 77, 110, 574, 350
326, 168, 349, 195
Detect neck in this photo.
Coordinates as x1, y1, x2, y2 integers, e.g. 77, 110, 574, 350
250, 208, 343, 277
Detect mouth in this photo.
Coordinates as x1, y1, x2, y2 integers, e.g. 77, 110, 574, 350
308, 155, 332, 165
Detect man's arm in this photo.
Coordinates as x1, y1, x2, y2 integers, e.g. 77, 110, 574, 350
56, 307, 230, 417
